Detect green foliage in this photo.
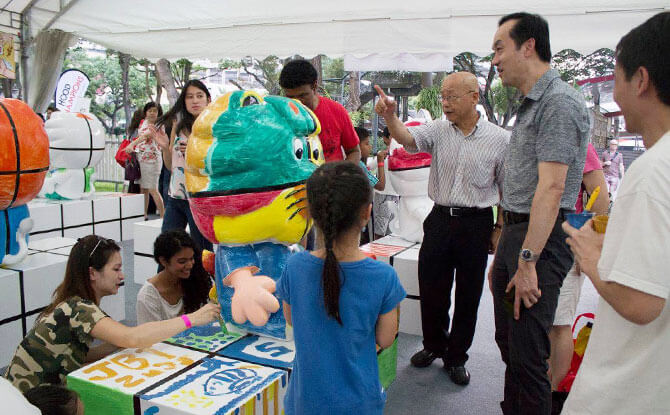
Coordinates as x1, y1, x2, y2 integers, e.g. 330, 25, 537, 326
322, 57, 347, 100
219, 56, 282, 94
488, 79, 521, 127
63, 47, 153, 133
348, 108, 371, 127
415, 86, 442, 120
552, 48, 614, 83
323, 57, 345, 79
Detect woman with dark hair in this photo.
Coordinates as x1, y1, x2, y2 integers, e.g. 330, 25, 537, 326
4, 235, 220, 393
24, 385, 83, 415
275, 162, 406, 414
125, 108, 144, 194
126, 101, 166, 219
136, 229, 212, 324
155, 80, 213, 251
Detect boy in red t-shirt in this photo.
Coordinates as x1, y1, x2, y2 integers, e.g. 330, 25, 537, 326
279, 59, 361, 163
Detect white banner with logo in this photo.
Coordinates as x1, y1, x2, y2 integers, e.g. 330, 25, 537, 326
54, 69, 90, 112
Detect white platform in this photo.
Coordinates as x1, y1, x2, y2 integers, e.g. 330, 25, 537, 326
28, 192, 144, 242
361, 235, 422, 336
0, 236, 127, 367
133, 219, 163, 285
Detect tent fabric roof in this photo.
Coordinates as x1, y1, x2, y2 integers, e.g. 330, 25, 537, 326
22, 0, 670, 61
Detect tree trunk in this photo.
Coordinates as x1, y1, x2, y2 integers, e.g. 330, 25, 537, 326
434, 72, 446, 86
156, 58, 179, 106
480, 61, 498, 125
421, 72, 433, 88
311, 55, 323, 88
118, 52, 132, 131
346, 72, 361, 112
144, 62, 153, 100
1, 79, 12, 98
155, 67, 163, 105
181, 60, 192, 85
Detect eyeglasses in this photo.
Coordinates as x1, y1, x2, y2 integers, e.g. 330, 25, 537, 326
438, 91, 476, 103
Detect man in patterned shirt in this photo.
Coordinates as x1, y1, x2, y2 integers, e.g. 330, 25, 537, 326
489, 12, 589, 415
374, 72, 509, 385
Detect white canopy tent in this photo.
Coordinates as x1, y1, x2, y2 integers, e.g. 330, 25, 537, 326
1, 0, 668, 109
19, 1, 670, 59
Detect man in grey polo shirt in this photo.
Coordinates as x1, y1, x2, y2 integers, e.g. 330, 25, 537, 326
374, 72, 509, 386
489, 12, 589, 415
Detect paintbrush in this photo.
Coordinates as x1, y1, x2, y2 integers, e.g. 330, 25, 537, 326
209, 285, 229, 335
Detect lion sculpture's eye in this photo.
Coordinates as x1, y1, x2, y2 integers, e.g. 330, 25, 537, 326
293, 138, 304, 160
242, 96, 259, 107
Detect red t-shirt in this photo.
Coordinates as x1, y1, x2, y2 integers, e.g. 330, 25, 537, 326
575, 143, 603, 213
312, 96, 359, 162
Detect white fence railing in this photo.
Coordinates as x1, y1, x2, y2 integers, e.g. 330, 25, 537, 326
96, 135, 126, 191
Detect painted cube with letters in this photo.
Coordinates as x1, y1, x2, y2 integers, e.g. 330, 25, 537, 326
67, 343, 206, 415
139, 356, 287, 415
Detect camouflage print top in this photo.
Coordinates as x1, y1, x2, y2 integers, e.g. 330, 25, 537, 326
4, 296, 108, 393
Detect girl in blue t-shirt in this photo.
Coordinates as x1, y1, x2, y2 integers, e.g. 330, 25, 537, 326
276, 161, 406, 415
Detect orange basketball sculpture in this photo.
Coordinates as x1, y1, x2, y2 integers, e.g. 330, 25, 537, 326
0, 98, 49, 209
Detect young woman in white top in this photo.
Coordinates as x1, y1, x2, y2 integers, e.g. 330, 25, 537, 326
136, 229, 212, 324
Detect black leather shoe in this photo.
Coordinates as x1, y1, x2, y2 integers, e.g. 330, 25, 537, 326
410, 349, 442, 368
446, 366, 470, 385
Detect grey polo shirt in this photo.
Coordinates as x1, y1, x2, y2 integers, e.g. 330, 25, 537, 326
502, 68, 589, 213
406, 115, 510, 208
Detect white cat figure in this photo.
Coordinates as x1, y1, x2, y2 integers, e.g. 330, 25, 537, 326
39, 112, 105, 200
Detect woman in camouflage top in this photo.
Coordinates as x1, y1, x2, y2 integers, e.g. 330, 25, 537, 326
4, 235, 221, 393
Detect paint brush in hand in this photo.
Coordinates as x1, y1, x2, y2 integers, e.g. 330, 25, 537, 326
209, 285, 229, 335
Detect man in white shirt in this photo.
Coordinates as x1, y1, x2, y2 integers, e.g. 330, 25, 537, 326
561, 12, 670, 414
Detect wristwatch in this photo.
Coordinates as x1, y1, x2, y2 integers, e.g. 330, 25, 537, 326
519, 248, 540, 262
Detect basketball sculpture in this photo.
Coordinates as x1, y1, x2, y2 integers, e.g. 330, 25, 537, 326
186, 90, 323, 339
39, 111, 105, 200
0, 98, 49, 265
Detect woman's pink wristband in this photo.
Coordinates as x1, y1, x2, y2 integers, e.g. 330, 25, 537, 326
181, 314, 192, 329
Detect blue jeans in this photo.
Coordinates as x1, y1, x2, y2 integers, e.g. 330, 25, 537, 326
161, 196, 213, 251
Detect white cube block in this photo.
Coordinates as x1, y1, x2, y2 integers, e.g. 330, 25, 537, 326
8, 252, 68, 313
133, 219, 163, 255
0, 268, 21, 320
29, 230, 62, 241
399, 297, 422, 336
0, 320, 23, 368
134, 254, 157, 285
62, 200, 93, 227
392, 248, 420, 297
375, 235, 418, 248
100, 284, 125, 321
93, 195, 121, 222
94, 221, 121, 242
27, 200, 62, 233
49, 246, 75, 257
25, 313, 39, 333
121, 193, 144, 217
360, 242, 411, 265
121, 217, 143, 241
64, 225, 94, 240
28, 237, 77, 252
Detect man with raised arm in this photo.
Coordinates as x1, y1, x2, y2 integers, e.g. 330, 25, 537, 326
374, 72, 508, 386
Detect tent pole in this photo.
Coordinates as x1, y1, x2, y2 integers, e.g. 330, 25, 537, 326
20, 10, 30, 101
40, 0, 82, 33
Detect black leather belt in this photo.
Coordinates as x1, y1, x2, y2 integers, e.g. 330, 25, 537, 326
435, 205, 493, 217
502, 209, 573, 225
